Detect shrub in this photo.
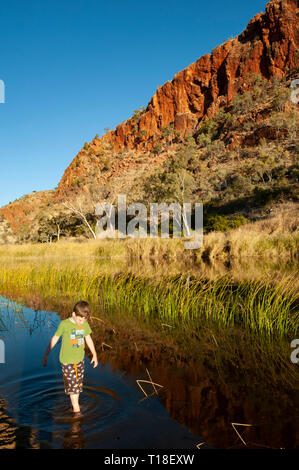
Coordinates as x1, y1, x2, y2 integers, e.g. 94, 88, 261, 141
197, 133, 211, 148
139, 129, 147, 139
102, 157, 111, 172
132, 106, 146, 123
214, 109, 232, 125
204, 140, 225, 159
205, 214, 248, 232
205, 214, 231, 232
229, 215, 248, 229
232, 91, 253, 115
153, 142, 162, 154
198, 118, 218, 139
71, 177, 84, 188
97, 149, 105, 157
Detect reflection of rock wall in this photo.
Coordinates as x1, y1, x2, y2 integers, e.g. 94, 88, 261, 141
1, 289, 298, 449
93, 322, 299, 450
0, 397, 41, 449
0, 398, 17, 448
156, 368, 299, 449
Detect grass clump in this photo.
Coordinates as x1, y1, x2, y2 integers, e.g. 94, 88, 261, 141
0, 261, 297, 338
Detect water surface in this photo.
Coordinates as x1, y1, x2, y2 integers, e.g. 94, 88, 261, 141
0, 290, 298, 449
0, 297, 202, 449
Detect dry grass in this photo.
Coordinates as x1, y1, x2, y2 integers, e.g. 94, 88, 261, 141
0, 236, 190, 262
0, 202, 297, 263
200, 203, 299, 261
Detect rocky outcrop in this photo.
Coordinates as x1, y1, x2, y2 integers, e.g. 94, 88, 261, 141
57, 0, 298, 194
0, 190, 55, 237
1, 0, 298, 233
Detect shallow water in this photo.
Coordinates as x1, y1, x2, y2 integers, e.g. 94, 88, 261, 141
0, 297, 203, 449
0, 294, 298, 449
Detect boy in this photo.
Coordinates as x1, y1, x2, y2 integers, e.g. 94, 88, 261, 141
43, 300, 98, 417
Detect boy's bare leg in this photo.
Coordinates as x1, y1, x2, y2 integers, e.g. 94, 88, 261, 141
70, 393, 80, 412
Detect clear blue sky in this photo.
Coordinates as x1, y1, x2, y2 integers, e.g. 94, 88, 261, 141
0, 0, 267, 208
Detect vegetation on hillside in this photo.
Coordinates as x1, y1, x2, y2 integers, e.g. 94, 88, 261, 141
0, 73, 298, 246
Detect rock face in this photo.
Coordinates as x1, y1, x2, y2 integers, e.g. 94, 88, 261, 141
57, 0, 298, 192
89, 0, 298, 150
0, 0, 298, 234
0, 191, 55, 240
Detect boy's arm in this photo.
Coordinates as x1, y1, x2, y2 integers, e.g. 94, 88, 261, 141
85, 334, 98, 368
43, 335, 60, 366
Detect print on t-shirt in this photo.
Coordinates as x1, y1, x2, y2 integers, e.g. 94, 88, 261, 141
70, 327, 84, 348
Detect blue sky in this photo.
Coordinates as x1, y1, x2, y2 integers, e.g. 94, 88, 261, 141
0, 0, 267, 208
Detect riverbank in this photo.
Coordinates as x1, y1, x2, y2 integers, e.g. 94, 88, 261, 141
0, 202, 297, 262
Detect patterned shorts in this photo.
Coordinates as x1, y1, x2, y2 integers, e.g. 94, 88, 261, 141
61, 360, 84, 395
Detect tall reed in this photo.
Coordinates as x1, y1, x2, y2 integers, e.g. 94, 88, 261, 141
0, 261, 297, 337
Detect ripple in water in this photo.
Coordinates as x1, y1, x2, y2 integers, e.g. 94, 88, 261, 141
3, 372, 122, 439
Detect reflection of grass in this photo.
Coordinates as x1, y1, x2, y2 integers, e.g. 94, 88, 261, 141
0, 260, 297, 337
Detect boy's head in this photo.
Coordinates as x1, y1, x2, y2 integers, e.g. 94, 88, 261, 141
72, 300, 90, 325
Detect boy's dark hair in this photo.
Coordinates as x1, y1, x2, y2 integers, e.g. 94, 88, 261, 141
73, 300, 90, 319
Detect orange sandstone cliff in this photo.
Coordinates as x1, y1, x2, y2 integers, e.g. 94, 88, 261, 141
0, 0, 298, 237
57, 0, 298, 193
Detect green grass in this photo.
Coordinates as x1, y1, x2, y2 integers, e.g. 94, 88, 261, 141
0, 261, 297, 337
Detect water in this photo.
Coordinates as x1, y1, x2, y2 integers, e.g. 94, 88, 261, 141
0, 297, 202, 449
0, 294, 298, 449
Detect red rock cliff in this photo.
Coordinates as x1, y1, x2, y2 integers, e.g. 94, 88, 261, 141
56, 0, 298, 193
1, 0, 298, 232
97, 0, 298, 151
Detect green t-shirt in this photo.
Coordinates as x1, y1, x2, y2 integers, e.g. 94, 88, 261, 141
55, 318, 92, 364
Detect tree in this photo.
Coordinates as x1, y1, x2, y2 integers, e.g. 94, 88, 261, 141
161, 123, 175, 151
92, 176, 129, 238
60, 176, 130, 240
62, 197, 96, 239
132, 106, 146, 123
36, 210, 68, 243
58, 186, 102, 239
142, 142, 198, 236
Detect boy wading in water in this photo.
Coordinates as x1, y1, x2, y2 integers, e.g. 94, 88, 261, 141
43, 301, 98, 417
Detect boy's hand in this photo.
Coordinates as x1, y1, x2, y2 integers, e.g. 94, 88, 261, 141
91, 355, 98, 368
42, 356, 48, 367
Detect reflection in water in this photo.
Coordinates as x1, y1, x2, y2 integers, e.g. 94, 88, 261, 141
0, 397, 17, 449
95, 329, 299, 449
0, 292, 298, 448
0, 297, 202, 449
62, 418, 85, 449
0, 255, 298, 285
0, 255, 298, 450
